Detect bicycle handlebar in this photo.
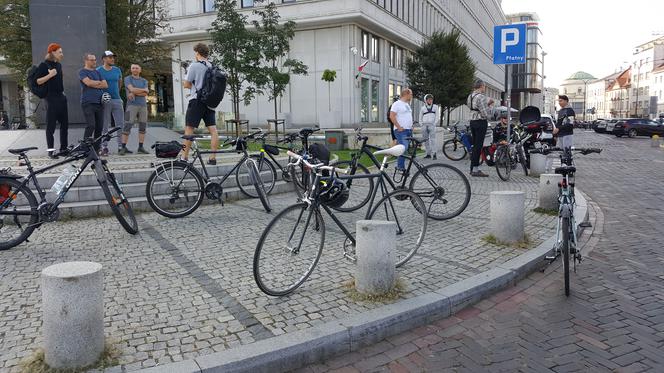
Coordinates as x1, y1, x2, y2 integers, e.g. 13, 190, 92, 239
286, 151, 348, 174
530, 147, 602, 155
63, 127, 123, 156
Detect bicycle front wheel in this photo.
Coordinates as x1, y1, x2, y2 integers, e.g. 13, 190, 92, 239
0, 177, 39, 250
146, 161, 205, 218
368, 189, 427, 267
247, 158, 272, 213
495, 145, 511, 181
517, 145, 529, 176
236, 155, 277, 198
254, 203, 325, 296
562, 216, 571, 296
442, 139, 467, 161
332, 161, 374, 212
98, 164, 138, 234
409, 163, 471, 220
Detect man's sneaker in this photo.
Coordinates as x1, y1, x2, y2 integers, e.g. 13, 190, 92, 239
432, 154, 437, 160
137, 147, 149, 154
48, 151, 59, 159
208, 158, 217, 166
124, 148, 134, 154
100, 148, 109, 157
424, 155, 431, 159
470, 170, 489, 177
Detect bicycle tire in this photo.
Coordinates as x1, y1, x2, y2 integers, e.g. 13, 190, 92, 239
409, 163, 471, 220
253, 203, 325, 296
331, 161, 374, 212
562, 215, 570, 296
517, 145, 529, 176
368, 189, 427, 267
98, 164, 138, 234
495, 145, 511, 181
145, 161, 205, 218
247, 158, 272, 213
0, 177, 39, 250
442, 139, 467, 161
236, 155, 277, 198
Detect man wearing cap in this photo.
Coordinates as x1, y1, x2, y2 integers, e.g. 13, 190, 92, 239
36, 43, 68, 158
556, 95, 575, 149
97, 50, 124, 156
419, 93, 439, 159
466, 79, 494, 177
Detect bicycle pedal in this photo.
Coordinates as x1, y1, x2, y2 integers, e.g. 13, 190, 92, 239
343, 253, 357, 263
579, 221, 592, 228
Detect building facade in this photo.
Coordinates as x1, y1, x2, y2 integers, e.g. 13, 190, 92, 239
559, 71, 596, 121
542, 87, 558, 115
162, 0, 507, 129
654, 64, 664, 117
504, 12, 543, 111
0, 60, 24, 127
630, 37, 664, 118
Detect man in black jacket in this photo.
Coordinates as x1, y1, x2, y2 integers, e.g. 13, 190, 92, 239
37, 43, 69, 158
556, 95, 575, 149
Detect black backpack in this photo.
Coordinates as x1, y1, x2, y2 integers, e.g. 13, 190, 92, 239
198, 61, 227, 109
27, 65, 48, 99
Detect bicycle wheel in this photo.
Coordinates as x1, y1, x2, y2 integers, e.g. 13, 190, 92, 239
409, 163, 471, 220
442, 139, 467, 161
0, 177, 39, 250
236, 155, 277, 198
254, 203, 325, 296
495, 145, 511, 181
145, 161, 205, 218
247, 158, 272, 213
289, 156, 308, 191
98, 164, 138, 234
368, 189, 427, 267
331, 161, 374, 212
517, 145, 529, 176
562, 216, 571, 296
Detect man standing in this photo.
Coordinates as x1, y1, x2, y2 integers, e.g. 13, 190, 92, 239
466, 79, 494, 177
182, 43, 219, 164
97, 50, 124, 156
122, 64, 150, 154
419, 93, 439, 159
36, 43, 68, 158
556, 95, 575, 149
389, 89, 414, 173
79, 53, 108, 150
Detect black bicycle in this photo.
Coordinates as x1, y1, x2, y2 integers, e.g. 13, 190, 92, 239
253, 145, 428, 296
493, 123, 530, 181
334, 126, 471, 220
0, 127, 137, 251
145, 130, 271, 218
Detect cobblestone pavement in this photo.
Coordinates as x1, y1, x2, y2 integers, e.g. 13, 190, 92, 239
300, 131, 664, 373
0, 146, 556, 372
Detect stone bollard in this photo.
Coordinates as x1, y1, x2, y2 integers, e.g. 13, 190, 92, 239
355, 220, 397, 295
529, 153, 547, 176
42, 261, 104, 369
490, 191, 525, 243
651, 135, 661, 148
538, 174, 562, 210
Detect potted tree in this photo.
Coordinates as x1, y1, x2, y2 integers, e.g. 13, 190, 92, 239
319, 69, 341, 128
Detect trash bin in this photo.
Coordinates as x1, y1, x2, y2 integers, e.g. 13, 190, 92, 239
325, 130, 345, 151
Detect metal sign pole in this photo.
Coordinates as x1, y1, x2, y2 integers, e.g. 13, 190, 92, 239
506, 64, 511, 142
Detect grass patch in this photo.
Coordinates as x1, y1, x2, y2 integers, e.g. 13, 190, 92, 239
482, 233, 533, 249
19, 339, 120, 373
533, 207, 558, 216
343, 277, 406, 303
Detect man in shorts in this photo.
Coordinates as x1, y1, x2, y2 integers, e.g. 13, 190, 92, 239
122, 63, 149, 154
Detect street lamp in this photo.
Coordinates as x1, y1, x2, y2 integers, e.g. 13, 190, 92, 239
582, 78, 593, 121
542, 51, 547, 113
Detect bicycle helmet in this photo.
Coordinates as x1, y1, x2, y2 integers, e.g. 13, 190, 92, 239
424, 94, 434, 101
319, 179, 349, 208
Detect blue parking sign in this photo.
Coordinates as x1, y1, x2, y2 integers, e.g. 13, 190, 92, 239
493, 24, 527, 65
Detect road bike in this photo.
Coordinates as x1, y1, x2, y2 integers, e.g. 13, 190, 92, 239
145, 130, 271, 218
493, 124, 530, 181
0, 127, 137, 251
533, 146, 601, 296
334, 126, 470, 221
253, 145, 428, 296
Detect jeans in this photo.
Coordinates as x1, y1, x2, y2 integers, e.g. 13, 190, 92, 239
558, 134, 573, 150
102, 98, 124, 149
395, 128, 413, 169
469, 119, 488, 171
421, 123, 437, 156
82, 103, 104, 151
45, 94, 69, 151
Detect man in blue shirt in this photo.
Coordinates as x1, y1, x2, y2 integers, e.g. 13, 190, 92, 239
79, 53, 108, 150
97, 50, 123, 156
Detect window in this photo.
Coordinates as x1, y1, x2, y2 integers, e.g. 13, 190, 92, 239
241, 0, 254, 8
371, 35, 380, 62
389, 44, 395, 67
203, 0, 215, 12
361, 78, 370, 122
371, 80, 379, 122
361, 31, 369, 58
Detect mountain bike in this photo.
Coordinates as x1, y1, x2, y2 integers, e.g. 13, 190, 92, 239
0, 127, 137, 251
253, 145, 428, 296
493, 124, 530, 181
534, 146, 602, 296
334, 126, 470, 220
145, 130, 271, 218
442, 123, 496, 164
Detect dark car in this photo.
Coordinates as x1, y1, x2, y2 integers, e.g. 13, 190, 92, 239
613, 119, 664, 138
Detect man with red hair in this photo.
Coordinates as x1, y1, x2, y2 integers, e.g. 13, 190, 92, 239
36, 43, 69, 158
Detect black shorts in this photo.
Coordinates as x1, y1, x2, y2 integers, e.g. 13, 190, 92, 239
185, 99, 216, 128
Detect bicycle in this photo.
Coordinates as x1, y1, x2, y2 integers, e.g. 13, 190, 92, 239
533, 146, 602, 296
0, 127, 137, 251
253, 145, 428, 296
145, 130, 271, 218
442, 122, 496, 164
334, 126, 471, 221
493, 123, 530, 181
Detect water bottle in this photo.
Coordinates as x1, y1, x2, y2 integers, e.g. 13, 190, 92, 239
50, 164, 78, 195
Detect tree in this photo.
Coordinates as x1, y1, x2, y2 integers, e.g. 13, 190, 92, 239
0, 0, 31, 79
253, 2, 307, 120
210, 0, 265, 121
405, 29, 476, 126
321, 69, 336, 112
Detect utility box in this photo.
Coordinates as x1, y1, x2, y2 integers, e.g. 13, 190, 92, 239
325, 130, 344, 151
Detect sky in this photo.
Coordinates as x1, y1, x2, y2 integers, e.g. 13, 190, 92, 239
501, 0, 664, 87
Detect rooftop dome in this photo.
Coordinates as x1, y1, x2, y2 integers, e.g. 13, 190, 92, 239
566, 71, 596, 81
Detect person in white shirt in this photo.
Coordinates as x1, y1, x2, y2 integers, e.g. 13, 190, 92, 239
419, 93, 439, 159
389, 89, 414, 170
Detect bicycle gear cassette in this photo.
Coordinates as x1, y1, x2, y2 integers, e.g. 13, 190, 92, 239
204, 182, 224, 201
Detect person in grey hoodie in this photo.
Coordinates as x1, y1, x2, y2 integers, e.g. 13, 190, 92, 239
419, 94, 439, 159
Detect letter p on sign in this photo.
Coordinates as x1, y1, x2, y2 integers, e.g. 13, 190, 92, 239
500, 28, 519, 53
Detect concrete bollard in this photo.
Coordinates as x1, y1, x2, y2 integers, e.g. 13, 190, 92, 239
355, 220, 397, 295
651, 135, 661, 148
538, 174, 562, 210
529, 153, 547, 176
490, 191, 525, 243
42, 261, 104, 369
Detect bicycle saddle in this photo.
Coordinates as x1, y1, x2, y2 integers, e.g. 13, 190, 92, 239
406, 137, 425, 145
181, 134, 203, 141
8, 147, 38, 155
555, 166, 576, 175
374, 144, 405, 157
299, 128, 316, 137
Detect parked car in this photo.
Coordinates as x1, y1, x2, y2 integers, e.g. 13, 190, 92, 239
594, 120, 608, 133
605, 119, 620, 133
613, 119, 664, 138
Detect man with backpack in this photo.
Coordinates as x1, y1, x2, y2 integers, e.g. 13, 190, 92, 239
419, 93, 439, 159
466, 79, 494, 177
35, 43, 69, 158
182, 43, 223, 164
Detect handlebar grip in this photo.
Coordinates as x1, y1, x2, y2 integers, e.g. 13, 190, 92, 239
286, 150, 299, 159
